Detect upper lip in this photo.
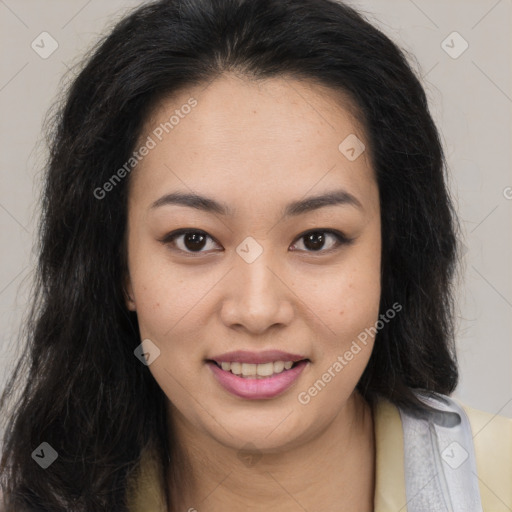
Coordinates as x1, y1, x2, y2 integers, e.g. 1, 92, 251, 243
208, 350, 309, 365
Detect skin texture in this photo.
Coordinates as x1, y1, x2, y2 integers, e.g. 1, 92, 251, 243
124, 73, 381, 511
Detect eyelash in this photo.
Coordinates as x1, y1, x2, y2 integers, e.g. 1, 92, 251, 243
159, 228, 354, 256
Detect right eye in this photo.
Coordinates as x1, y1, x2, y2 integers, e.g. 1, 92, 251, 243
159, 229, 222, 255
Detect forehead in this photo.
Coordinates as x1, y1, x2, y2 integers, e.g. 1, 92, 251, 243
128, 74, 376, 213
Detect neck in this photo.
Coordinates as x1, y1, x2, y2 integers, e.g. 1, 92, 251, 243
167, 391, 375, 511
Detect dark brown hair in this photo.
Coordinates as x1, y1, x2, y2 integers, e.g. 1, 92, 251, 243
0, 0, 460, 509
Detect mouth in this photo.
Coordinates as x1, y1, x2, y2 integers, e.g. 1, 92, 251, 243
206, 358, 310, 399
205, 358, 310, 379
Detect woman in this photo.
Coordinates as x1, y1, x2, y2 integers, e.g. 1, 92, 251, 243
0, 0, 510, 510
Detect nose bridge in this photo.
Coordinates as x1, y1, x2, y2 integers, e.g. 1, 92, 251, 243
238, 252, 275, 295
222, 236, 292, 331
235, 238, 280, 304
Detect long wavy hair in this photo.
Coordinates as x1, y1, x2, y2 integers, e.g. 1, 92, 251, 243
0, 0, 461, 509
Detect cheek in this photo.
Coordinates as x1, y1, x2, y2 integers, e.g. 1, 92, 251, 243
128, 246, 205, 340
299, 250, 381, 347
295, 260, 380, 410
129, 259, 206, 402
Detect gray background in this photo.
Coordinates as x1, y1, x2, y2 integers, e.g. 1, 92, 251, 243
0, 0, 511, 419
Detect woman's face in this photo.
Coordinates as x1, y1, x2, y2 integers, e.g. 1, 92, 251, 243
124, 74, 381, 452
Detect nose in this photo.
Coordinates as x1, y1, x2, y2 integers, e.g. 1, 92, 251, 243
219, 248, 294, 335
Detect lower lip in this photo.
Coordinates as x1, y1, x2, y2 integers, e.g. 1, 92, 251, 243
207, 360, 309, 400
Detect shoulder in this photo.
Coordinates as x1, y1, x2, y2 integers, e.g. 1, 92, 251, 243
372, 391, 512, 511
461, 401, 512, 511
404, 391, 512, 511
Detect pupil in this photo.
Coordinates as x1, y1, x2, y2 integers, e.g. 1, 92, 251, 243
185, 232, 206, 251
304, 232, 324, 251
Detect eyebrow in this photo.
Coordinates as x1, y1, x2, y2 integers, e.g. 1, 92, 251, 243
149, 189, 363, 217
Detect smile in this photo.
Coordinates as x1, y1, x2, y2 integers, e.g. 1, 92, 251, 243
206, 359, 309, 399
213, 360, 299, 378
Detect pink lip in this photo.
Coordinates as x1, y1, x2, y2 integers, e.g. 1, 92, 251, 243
207, 360, 309, 399
208, 349, 308, 365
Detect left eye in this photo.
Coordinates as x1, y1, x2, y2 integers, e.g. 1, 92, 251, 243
290, 230, 351, 253
160, 229, 352, 254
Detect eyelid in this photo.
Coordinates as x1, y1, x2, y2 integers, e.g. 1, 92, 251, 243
291, 228, 354, 253
159, 228, 354, 255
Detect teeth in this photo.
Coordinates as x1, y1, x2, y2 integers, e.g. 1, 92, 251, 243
216, 360, 299, 378
274, 361, 285, 373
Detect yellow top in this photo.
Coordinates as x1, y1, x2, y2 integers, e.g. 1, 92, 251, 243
126, 396, 512, 511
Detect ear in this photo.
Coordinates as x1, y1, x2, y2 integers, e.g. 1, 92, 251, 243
123, 275, 137, 311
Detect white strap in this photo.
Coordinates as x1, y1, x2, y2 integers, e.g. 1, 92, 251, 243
398, 391, 483, 512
